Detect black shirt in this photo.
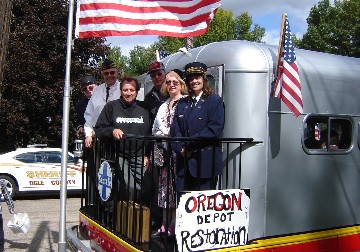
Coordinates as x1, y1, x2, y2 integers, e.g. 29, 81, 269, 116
143, 87, 168, 124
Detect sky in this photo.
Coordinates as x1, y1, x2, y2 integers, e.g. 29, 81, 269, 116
105, 0, 324, 56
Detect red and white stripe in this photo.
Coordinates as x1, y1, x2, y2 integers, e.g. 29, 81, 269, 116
273, 17, 303, 117
274, 59, 303, 116
75, 0, 221, 38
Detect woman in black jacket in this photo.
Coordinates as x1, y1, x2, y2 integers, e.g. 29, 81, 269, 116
95, 76, 151, 200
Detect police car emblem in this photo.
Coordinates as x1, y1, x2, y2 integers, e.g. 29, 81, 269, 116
98, 161, 113, 201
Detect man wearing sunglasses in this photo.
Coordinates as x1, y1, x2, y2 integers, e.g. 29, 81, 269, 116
84, 59, 121, 148
143, 61, 168, 232
75, 75, 97, 138
144, 61, 168, 123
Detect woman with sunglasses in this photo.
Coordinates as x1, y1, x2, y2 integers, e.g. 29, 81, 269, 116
170, 62, 225, 192
146, 71, 188, 237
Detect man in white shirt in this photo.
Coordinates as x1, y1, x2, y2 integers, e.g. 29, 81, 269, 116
84, 59, 121, 148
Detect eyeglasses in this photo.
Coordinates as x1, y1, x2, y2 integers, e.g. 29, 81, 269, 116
150, 72, 163, 78
102, 70, 116, 76
165, 80, 180, 86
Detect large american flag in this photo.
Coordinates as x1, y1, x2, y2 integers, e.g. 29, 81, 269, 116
273, 16, 303, 117
75, 0, 221, 38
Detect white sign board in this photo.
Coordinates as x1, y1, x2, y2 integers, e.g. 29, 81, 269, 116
176, 189, 250, 252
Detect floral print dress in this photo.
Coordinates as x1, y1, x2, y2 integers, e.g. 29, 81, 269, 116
152, 97, 182, 208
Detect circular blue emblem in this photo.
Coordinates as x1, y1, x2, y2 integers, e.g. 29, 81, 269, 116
98, 161, 113, 201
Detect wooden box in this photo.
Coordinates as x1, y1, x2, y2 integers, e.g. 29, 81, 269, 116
116, 201, 150, 243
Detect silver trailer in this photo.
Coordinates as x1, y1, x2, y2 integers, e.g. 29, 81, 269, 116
143, 40, 360, 242
67, 40, 360, 251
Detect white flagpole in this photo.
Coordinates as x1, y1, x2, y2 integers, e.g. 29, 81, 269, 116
58, 0, 75, 251
156, 49, 160, 61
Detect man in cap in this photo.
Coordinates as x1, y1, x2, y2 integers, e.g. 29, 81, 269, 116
84, 59, 121, 148
142, 61, 168, 231
75, 75, 97, 138
144, 61, 168, 123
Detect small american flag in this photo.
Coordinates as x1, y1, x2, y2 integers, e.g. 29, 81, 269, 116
75, 0, 221, 38
273, 16, 303, 117
314, 123, 320, 141
159, 51, 171, 60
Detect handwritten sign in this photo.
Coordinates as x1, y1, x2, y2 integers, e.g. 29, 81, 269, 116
176, 189, 250, 252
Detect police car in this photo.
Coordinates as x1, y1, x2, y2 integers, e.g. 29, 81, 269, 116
0, 145, 85, 198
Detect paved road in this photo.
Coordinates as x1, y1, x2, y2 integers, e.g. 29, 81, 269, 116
2, 195, 81, 252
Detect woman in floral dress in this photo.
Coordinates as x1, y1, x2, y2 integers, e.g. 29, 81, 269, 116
150, 70, 187, 236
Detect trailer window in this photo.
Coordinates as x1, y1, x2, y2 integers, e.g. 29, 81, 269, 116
205, 65, 223, 97
303, 116, 352, 153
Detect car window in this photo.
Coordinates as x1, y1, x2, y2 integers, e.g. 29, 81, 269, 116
15, 152, 42, 163
68, 154, 74, 163
44, 152, 62, 163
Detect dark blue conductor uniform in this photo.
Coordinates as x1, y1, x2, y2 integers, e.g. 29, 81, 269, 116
170, 62, 225, 192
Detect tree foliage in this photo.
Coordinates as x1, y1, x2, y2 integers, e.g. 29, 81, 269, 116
105, 46, 128, 78
127, 45, 156, 76
234, 13, 265, 42
0, 0, 110, 152
193, 9, 236, 47
299, 0, 360, 57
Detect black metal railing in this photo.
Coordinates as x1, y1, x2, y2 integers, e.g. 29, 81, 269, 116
79, 135, 260, 251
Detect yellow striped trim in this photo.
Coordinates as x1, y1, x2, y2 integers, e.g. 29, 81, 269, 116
80, 210, 360, 252
211, 225, 360, 252
80, 211, 143, 252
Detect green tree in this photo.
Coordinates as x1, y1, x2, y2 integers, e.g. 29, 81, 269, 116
234, 12, 265, 42
194, 8, 235, 47
299, 0, 360, 57
0, 0, 110, 152
153, 37, 184, 55
105, 46, 128, 78
127, 45, 156, 76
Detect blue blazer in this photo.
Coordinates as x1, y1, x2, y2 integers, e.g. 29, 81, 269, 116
170, 94, 225, 181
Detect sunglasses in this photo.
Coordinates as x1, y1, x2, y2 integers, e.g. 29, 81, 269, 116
150, 72, 163, 78
165, 80, 180, 86
102, 70, 116, 76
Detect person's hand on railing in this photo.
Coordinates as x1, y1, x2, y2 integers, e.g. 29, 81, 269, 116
76, 126, 84, 138
112, 129, 124, 140
181, 148, 191, 158
143, 156, 151, 172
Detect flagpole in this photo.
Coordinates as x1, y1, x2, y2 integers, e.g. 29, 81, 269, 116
275, 13, 287, 75
185, 37, 193, 50
58, 0, 75, 251
155, 49, 160, 61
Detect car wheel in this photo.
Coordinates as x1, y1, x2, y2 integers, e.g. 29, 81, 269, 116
0, 176, 18, 200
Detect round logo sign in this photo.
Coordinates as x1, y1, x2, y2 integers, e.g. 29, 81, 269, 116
98, 161, 113, 201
